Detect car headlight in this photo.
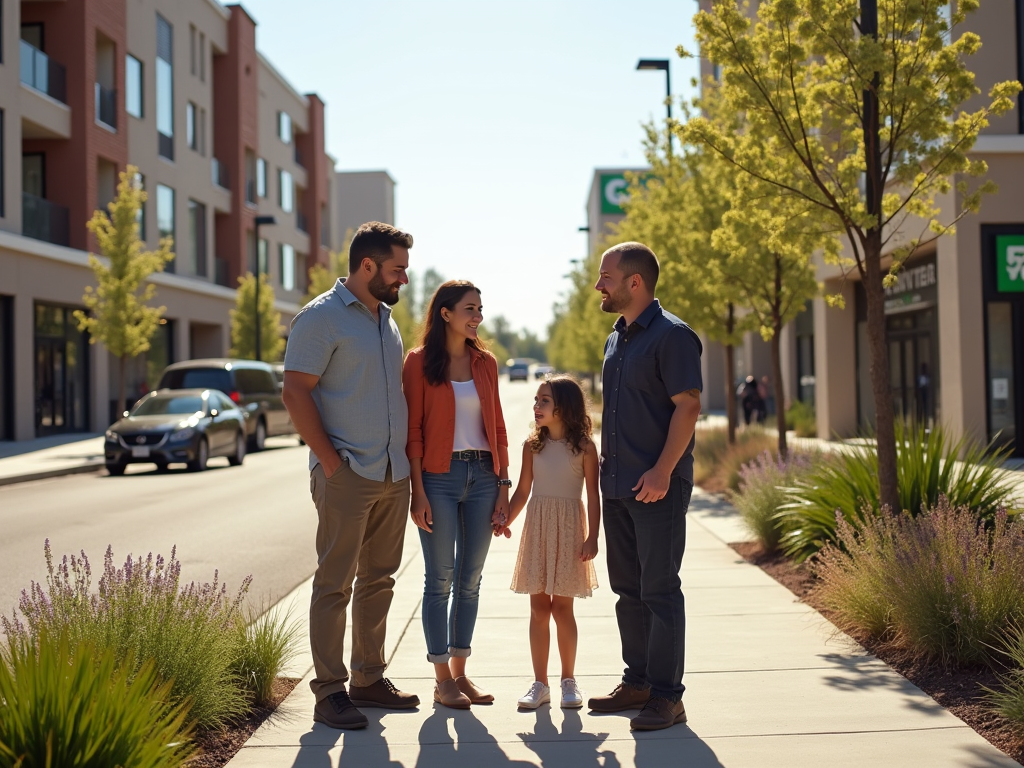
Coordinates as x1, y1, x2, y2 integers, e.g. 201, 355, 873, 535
105, 430, 118, 441
170, 427, 195, 442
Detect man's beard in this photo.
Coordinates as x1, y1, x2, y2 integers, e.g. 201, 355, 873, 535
369, 270, 402, 306
600, 283, 631, 314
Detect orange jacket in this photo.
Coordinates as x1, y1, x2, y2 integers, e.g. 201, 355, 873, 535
403, 346, 509, 474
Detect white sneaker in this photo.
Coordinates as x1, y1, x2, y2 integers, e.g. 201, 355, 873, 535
517, 681, 551, 709
560, 678, 583, 708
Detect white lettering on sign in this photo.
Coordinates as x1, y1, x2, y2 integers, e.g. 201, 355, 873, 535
885, 262, 937, 297
1007, 246, 1024, 281
604, 178, 629, 208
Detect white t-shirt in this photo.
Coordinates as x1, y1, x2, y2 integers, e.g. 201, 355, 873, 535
451, 379, 489, 452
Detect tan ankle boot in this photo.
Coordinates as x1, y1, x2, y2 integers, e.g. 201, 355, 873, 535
433, 678, 471, 709
455, 676, 494, 704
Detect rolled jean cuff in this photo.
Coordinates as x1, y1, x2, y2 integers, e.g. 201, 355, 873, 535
449, 646, 471, 658
426, 650, 451, 663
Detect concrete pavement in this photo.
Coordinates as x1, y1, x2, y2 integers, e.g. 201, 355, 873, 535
226, 488, 1022, 768
0, 434, 106, 486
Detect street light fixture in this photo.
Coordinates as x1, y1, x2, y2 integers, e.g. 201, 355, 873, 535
253, 215, 277, 362
636, 58, 673, 154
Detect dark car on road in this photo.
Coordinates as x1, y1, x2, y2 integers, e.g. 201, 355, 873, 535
105, 389, 246, 475
157, 359, 293, 451
508, 360, 532, 382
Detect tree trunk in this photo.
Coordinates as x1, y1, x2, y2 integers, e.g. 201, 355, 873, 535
118, 354, 127, 420
863, 232, 899, 512
771, 330, 787, 458
725, 303, 737, 444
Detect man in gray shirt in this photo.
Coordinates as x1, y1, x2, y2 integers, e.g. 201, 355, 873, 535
283, 221, 419, 729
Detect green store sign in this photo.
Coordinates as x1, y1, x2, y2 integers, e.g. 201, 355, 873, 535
996, 235, 1024, 293
600, 174, 631, 215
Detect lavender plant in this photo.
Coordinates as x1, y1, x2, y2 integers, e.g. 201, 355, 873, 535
2, 542, 254, 730
815, 498, 1024, 667
733, 450, 814, 553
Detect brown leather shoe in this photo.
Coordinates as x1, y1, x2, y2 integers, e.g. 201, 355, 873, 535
348, 677, 420, 709
433, 678, 472, 709
313, 691, 369, 729
587, 682, 651, 712
455, 676, 494, 704
630, 697, 687, 731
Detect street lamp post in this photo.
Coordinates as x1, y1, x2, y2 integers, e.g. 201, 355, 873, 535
636, 58, 672, 154
253, 215, 276, 362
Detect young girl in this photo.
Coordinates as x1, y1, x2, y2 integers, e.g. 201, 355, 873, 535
495, 375, 600, 709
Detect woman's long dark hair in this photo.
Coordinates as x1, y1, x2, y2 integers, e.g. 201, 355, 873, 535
528, 374, 593, 456
418, 280, 488, 386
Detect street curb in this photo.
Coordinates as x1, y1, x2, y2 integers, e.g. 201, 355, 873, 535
0, 462, 105, 487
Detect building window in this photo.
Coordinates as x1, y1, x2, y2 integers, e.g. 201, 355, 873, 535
199, 107, 206, 155
279, 243, 295, 291
189, 25, 197, 76
125, 55, 143, 118
134, 172, 145, 240
199, 32, 206, 81
186, 102, 196, 150
0, 110, 4, 218
257, 158, 267, 198
257, 238, 268, 275
189, 199, 207, 277
156, 184, 175, 270
278, 111, 292, 144
156, 14, 174, 160
279, 169, 293, 212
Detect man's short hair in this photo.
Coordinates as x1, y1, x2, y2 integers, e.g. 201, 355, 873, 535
605, 241, 659, 292
348, 221, 414, 273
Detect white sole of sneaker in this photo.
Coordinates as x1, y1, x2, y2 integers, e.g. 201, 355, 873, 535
517, 697, 550, 710
560, 699, 584, 709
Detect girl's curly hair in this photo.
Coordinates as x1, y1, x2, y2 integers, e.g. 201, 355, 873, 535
528, 374, 593, 456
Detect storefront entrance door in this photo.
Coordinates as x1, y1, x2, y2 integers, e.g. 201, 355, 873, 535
34, 303, 90, 436
889, 325, 935, 427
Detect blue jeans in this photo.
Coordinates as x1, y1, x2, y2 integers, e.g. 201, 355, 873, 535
603, 477, 692, 701
419, 453, 499, 662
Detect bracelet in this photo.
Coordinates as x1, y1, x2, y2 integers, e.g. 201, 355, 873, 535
497, 479, 512, 488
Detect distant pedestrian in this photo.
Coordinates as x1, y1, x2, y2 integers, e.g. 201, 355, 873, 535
498, 375, 600, 711
588, 241, 702, 731
739, 375, 762, 426
282, 221, 420, 731
403, 280, 511, 709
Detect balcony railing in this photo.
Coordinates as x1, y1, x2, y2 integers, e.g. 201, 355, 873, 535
20, 40, 67, 104
22, 192, 70, 247
214, 258, 230, 287
296, 210, 308, 233
294, 145, 305, 168
212, 158, 229, 190
95, 83, 117, 130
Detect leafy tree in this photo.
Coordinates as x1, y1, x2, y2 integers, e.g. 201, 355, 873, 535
546, 249, 608, 378
74, 166, 173, 417
304, 228, 352, 306
230, 273, 285, 362
682, 0, 1021, 510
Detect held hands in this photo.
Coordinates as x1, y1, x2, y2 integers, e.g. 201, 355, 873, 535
633, 466, 671, 503
580, 534, 598, 562
491, 488, 512, 538
410, 491, 433, 533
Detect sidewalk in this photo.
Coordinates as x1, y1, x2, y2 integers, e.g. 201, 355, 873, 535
226, 489, 1021, 768
0, 434, 105, 486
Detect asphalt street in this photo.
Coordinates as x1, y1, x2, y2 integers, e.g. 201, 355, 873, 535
0, 376, 542, 624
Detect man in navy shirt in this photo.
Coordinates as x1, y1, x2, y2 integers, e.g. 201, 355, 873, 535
586, 241, 702, 731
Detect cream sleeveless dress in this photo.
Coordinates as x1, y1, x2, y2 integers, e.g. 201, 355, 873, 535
510, 438, 598, 598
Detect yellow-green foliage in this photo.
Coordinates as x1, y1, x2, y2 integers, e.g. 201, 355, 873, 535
230, 273, 285, 362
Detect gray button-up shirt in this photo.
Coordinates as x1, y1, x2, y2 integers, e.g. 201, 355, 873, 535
284, 279, 410, 481
601, 299, 703, 499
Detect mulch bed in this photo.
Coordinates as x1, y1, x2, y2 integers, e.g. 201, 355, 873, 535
185, 677, 302, 768
730, 540, 1024, 764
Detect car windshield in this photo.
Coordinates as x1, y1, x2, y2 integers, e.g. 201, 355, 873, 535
160, 369, 232, 391
132, 395, 205, 417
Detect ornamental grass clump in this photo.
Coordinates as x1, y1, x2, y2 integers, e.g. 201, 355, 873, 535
985, 625, 1024, 728
814, 498, 1024, 667
0, 632, 194, 768
694, 426, 778, 493
733, 450, 813, 553
1, 542, 252, 731
231, 602, 303, 706
780, 420, 1018, 560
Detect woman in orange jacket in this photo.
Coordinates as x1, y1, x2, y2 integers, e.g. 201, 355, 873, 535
402, 280, 511, 709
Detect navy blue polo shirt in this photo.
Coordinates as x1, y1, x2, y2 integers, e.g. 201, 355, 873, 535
601, 299, 703, 499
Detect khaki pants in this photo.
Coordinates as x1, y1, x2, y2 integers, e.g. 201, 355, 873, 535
308, 458, 409, 702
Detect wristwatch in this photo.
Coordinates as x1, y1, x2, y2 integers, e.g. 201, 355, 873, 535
497, 479, 512, 488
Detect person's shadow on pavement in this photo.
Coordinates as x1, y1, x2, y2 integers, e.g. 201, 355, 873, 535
291, 715, 407, 768
415, 704, 535, 768
517, 706, 618, 768
633, 725, 726, 768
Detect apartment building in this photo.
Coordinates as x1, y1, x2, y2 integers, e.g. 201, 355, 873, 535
0, 0, 335, 441
334, 170, 396, 243
692, 0, 1024, 457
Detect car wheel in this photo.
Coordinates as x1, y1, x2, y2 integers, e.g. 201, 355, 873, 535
188, 438, 209, 472
106, 463, 126, 477
228, 432, 246, 466
249, 418, 267, 452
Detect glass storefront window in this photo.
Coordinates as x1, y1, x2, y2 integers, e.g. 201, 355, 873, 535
986, 302, 1016, 446
34, 303, 89, 435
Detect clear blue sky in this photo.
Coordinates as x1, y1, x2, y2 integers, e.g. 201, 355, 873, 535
243, 0, 700, 336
